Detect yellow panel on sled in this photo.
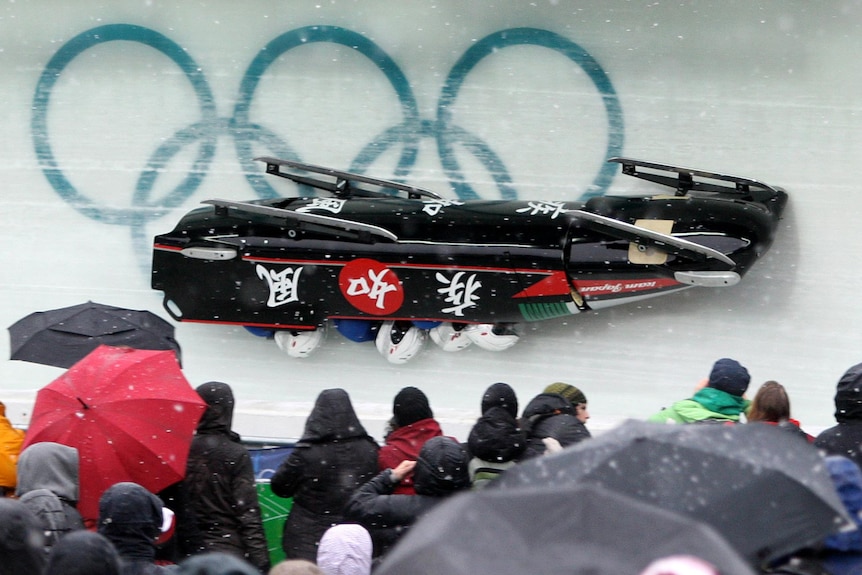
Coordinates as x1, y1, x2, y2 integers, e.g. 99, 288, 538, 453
628, 219, 674, 264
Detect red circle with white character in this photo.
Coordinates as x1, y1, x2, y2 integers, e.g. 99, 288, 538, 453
338, 259, 404, 315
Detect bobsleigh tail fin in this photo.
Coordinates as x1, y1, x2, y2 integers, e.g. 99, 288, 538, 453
609, 157, 780, 197
255, 156, 443, 201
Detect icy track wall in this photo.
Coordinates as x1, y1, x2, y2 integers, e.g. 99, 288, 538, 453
1, 1, 861, 440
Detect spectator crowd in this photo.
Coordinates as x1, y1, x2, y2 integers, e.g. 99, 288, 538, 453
2, 357, 862, 575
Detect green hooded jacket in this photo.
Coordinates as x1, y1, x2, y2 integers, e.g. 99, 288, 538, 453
647, 387, 751, 424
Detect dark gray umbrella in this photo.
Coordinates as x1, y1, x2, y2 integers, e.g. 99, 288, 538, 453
375, 482, 756, 575
9, 301, 181, 368
493, 419, 853, 567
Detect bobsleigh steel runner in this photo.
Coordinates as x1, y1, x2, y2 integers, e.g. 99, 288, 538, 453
151, 157, 787, 363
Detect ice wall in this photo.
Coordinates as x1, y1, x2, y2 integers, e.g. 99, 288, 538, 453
1, 1, 861, 439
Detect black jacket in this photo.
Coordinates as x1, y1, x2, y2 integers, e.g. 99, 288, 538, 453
816, 363, 862, 471
467, 406, 526, 487
0, 498, 46, 575
44, 530, 122, 575
270, 388, 379, 562
185, 382, 270, 573
344, 436, 469, 558
520, 393, 591, 459
470, 403, 525, 455
97, 482, 174, 575
174, 552, 261, 575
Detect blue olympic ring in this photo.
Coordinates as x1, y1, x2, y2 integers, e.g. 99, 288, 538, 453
31, 23, 625, 264
231, 25, 423, 200
32, 24, 219, 226
438, 28, 625, 200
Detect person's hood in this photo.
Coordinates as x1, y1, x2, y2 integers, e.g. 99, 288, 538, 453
521, 393, 574, 423
835, 363, 862, 423
299, 388, 370, 443
0, 498, 45, 574
316, 524, 373, 575
44, 530, 121, 575
97, 482, 162, 562
15, 441, 79, 502
176, 551, 262, 575
481, 382, 518, 419
392, 386, 433, 428
413, 436, 470, 496
467, 406, 526, 463
687, 387, 750, 419
195, 381, 236, 436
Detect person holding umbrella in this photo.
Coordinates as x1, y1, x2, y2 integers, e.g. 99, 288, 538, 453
21, 345, 207, 524
647, 358, 751, 424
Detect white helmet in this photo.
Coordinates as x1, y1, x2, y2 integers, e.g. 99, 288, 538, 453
464, 323, 520, 352
375, 320, 427, 364
429, 322, 473, 352
274, 327, 325, 358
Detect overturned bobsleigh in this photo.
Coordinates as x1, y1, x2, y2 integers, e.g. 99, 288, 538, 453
151, 157, 788, 363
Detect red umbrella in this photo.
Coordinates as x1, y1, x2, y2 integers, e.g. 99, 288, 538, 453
23, 345, 206, 521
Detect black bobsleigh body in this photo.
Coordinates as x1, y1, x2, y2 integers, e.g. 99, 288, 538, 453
151, 157, 787, 360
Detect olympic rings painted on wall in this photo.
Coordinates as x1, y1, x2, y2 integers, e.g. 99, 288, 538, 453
437, 28, 624, 200
231, 25, 424, 201
32, 25, 218, 227
31, 23, 625, 256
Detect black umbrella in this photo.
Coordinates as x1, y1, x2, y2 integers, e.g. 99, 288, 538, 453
493, 420, 853, 567
9, 301, 181, 368
375, 482, 756, 575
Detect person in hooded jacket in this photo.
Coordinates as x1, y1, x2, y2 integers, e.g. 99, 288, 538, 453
344, 435, 471, 559
175, 551, 261, 575
44, 530, 122, 575
15, 441, 85, 550
647, 358, 751, 424
184, 382, 270, 573
97, 481, 175, 575
377, 387, 445, 495
315, 523, 373, 575
816, 362, 862, 471
520, 383, 591, 460
0, 497, 45, 575
466, 382, 527, 488
270, 388, 379, 563
0, 400, 25, 497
